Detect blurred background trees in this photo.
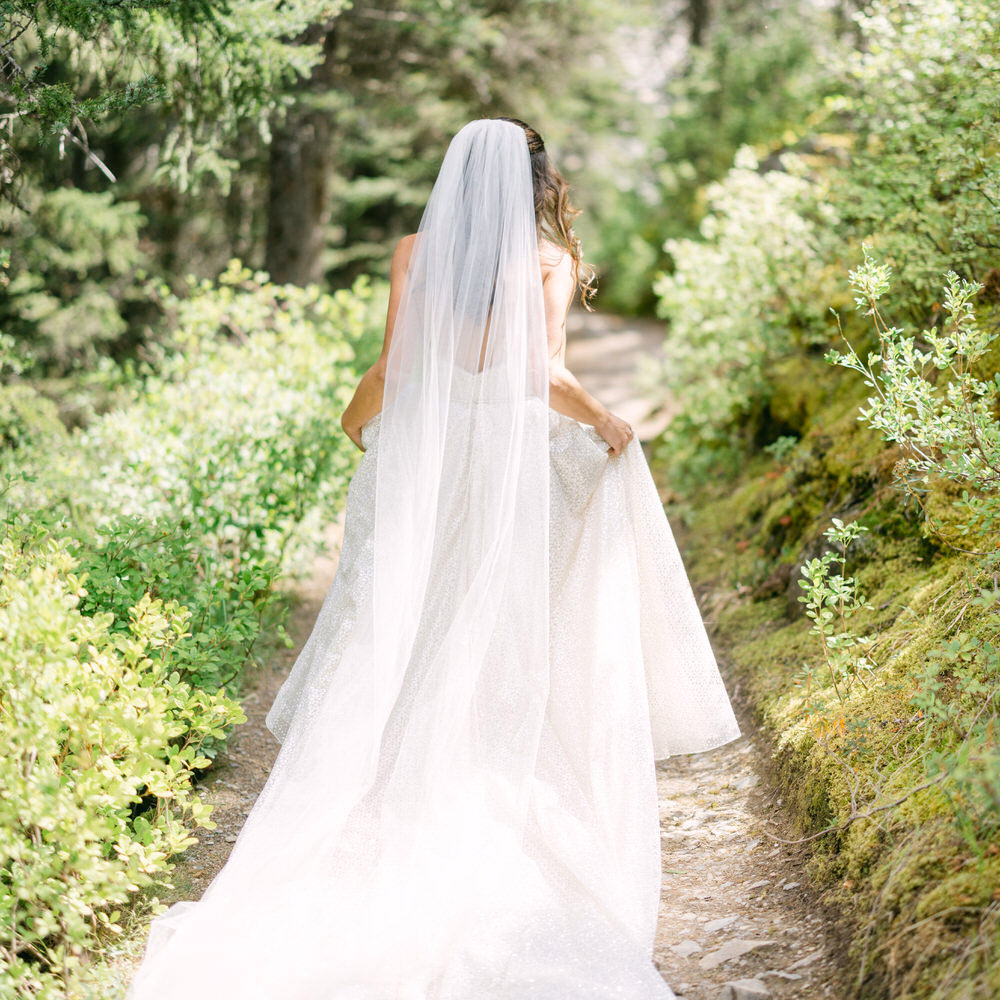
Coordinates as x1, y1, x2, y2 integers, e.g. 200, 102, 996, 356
1, 0, 849, 389
5, 1, 1000, 997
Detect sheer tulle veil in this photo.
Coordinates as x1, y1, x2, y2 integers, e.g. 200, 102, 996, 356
127, 119, 565, 998
127, 119, 739, 1000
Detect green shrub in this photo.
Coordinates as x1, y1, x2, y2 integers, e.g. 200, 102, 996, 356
651, 147, 838, 487
829, 251, 998, 548
73, 515, 282, 712
13, 262, 383, 580
1, 263, 384, 996
834, 0, 1000, 317
0, 530, 244, 1000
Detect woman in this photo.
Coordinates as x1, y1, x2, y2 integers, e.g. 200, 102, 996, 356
127, 118, 740, 1000
338, 119, 634, 459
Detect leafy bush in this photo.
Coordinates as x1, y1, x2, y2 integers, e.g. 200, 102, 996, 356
73, 515, 283, 710
0, 529, 244, 1000
651, 147, 837, 487
1, 264, 384, 997
650, 0, 1000, 491
833, 0, 1000, 317
15, 262, 382, 578
830, 251, 997, 547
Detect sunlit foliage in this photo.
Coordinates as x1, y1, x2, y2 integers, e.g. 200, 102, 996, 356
1, 267, 382, 997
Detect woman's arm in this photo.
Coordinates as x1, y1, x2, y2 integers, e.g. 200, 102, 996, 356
543, 252, 633, 456
341, 235, 416, 450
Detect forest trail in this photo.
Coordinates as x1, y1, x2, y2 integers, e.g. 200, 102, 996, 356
140, 312, 851, 1000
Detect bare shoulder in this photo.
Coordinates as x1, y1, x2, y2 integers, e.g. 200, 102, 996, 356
539, 238, 573, 282
393, 233, 418, 264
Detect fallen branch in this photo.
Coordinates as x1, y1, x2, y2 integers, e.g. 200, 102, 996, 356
761, 774, 947, 845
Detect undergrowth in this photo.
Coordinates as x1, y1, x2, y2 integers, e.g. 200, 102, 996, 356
660, 298, 1000, 998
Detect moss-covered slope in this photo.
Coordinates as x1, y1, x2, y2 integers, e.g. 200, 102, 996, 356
657, 352, 1000, 1000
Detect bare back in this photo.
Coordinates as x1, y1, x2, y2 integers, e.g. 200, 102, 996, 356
539, 239, 575, 366
390, 233, 575, 366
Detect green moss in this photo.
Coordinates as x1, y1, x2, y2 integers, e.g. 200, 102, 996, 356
766, 353, 829, 433
656, 349, 1000, 1000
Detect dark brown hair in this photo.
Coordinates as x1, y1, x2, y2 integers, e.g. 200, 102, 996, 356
495, 117, 597, 310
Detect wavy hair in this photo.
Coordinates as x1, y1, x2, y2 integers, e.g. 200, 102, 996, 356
495, 117, 597, 310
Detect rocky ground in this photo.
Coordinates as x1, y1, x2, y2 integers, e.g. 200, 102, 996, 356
652, 700, 851, 1000
122, 312, 853, 999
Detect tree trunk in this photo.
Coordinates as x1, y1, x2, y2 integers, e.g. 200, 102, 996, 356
687, 0, 710, 46
265, 27, 337, 286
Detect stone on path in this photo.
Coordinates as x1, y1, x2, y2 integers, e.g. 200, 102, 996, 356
717, 978, 771, 1000
699, 939, 777, 971
786, 947, 825, 970
705, 915, 740, 933
670, 939, 704, 957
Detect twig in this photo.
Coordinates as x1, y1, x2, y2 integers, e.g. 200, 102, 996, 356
59, 118, 116, 181
762, 774, 946, 845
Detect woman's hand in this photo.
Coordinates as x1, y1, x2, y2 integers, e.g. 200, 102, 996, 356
340, 363, 386, 452
342, 417, 365, 452
339, 235, 416, 454
596, 412, 634, 456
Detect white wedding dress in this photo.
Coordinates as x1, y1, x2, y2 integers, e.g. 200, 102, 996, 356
126, 121, 740, 1000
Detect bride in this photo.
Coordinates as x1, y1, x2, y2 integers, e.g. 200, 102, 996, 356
127, 118, 740, 1000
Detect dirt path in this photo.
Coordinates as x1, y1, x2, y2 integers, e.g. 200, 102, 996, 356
565, 310, 673, 441
126, 312, 850, 999
155, 523, 343, 910
652, 715, 851, 999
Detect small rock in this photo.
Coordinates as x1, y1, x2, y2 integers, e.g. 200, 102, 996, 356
746, 879, 770, 890
787, 947, 824, 970
670, 939, 703, 957
717, 978, 770, 1000
225, 834, 238, 843
705, 915, 740, 933
700, 939, 777, 970
782, 881, 800, 891
760, 970, 803, 981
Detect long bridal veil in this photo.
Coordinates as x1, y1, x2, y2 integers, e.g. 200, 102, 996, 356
127, 119, 564, 999
127, 119, 738, 1000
